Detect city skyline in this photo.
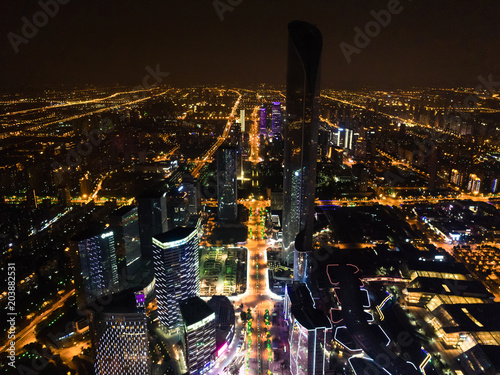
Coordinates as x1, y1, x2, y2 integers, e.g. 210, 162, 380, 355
2, 4, 500, 375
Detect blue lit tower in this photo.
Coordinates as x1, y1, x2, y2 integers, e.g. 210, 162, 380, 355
282, 21, 322, 281
217, 146, 238, 222
72, 228, 120, 306
272, 101, 282, 136
260, 106, 267, 136
152, 227, 200, 331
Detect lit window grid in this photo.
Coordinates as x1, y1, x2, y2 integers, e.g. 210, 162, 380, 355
78, 233, 119, 302
93, 313, 150, 375
184, 314, 216, 375
153, 233, 200, 329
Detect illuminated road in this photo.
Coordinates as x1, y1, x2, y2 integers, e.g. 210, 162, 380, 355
0, 288, 75, 355
319, 115, 339, 130
236, 199, 282, 375
1, 88, 173, 139
248, 104, 262, 164
1, 88, 153, 118
192, 89, 242, 177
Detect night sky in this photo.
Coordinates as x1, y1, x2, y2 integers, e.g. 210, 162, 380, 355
1, 0, 499, 89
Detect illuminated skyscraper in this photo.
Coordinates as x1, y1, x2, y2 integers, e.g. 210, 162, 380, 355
166, 188, 190, 229
91, 290, 151, 375
152, 227, 200, 330
240, 109, 246, 132
180, 174, 201, 216
272, 101, 282, 135
217, 146, 238, 222
72, 228, 119, 306
111, 205, 142, 275
180, 297, 216, 375
260, 106, 267, 136
285, 282, 331, 375
282, 20, 322, 280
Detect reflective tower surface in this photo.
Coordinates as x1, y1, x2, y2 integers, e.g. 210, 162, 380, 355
152, 227, 200, 330
282, 20, 322, 281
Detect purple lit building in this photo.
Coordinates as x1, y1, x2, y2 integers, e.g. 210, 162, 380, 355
260, 107, 267, 136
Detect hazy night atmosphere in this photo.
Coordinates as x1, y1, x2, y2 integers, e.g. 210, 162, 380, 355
1, 1, 500, 375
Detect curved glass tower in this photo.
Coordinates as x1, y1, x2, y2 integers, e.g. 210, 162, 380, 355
152, 227, 200, 330
282, 20, 322, 281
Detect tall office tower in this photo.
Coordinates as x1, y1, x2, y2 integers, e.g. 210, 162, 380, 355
167, 188, 189, 229
152, 227, 200, 330
217, 146, 238, 222
91, 290, 151, 375
110, 205, 142, 275
180, 174, 201, 216
285, 282, 331, 375
228, 122, 241, 147
138, 191, 168, 261
240, 109, 246, 132
71, 228, 119, 306
180, 297, 217, 375
272, 101, 282, 135
282, 20, 323, 281
260, 106, 267, 136
207, 295, 236, 355
468, 174, 481, 194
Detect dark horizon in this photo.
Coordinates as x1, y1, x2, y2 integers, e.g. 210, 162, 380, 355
1, 0, 499, 90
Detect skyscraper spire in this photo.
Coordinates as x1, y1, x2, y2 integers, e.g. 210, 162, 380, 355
282, 20, 323, 282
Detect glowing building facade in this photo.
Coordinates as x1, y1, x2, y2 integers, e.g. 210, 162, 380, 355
285, 283, 331, 375
91, 291, 150, 375
180, 297, 216, 375
152, 227, 200, 330
272, 101, 282, 135
260, 106, 267, 136
73, 228, 119, 305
